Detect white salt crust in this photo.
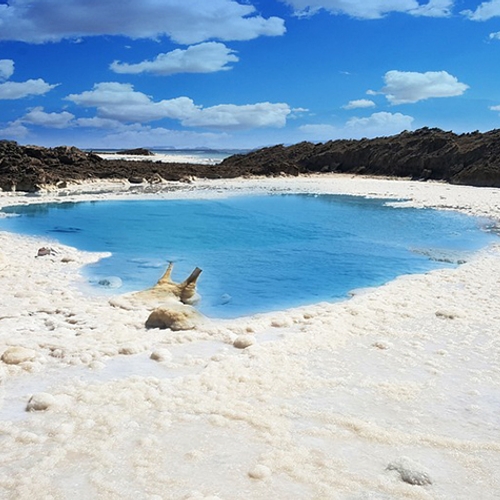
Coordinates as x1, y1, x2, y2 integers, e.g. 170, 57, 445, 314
0, 174, 499, 499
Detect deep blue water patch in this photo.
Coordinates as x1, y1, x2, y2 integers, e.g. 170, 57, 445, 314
0, 194, 496, 318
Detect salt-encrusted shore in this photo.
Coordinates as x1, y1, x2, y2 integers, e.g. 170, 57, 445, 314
1, 174, 499, 499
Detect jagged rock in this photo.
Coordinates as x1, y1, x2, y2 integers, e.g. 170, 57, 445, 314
220, 127, 500, 187
2, 129, 500, 191
0, 140, 103, 191
116, 148, 153, 155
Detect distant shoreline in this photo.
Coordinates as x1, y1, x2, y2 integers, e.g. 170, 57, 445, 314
94, 151, 230, 166
2, 127, 500, 192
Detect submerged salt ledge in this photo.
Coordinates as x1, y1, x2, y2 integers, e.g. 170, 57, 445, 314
1, 174, 500, 499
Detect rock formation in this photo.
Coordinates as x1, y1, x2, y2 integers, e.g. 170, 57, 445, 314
110, 262, 204, 331
219, 127, 500, 187
115, 148, 153, 156
2, 128, 500, 190
0, 140, 215, 191
0, 141, 103, 192
131, 262, 202, 305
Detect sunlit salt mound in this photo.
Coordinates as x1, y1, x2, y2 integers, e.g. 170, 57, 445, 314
0, 194, 497, 318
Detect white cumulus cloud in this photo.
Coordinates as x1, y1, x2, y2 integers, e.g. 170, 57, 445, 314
182, 102, 291, 129
489, 104, 500, 112
0, 59, 57, 99
68, 83, 199, 122
110, 42, 238, 76
0, 120, 29, 139
298, 123, 337, 140
21, 107, 75, 128
0, 0, 285, 44
381, 70, 468, 104
411, 0, 454, 17
342, 99, 376, 110
85, 125, 229, 150
0, 78, 58, 100
66, 82, 292, 130
280, 0, 452, 19
75, 117, 131, 129
298, 111, 414, 142
462, 0, 500, 20
346, 111, 414, 136
67, 82, 152, 108
489, 31, 500, 39
0, 59, 14, 80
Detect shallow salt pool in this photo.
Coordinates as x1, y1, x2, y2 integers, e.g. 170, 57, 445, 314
0, 193, 496, 317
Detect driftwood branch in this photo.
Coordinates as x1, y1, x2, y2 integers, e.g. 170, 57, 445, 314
131, 262, 202, 305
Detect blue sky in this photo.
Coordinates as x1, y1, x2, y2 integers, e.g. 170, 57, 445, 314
1, 0, 500, 150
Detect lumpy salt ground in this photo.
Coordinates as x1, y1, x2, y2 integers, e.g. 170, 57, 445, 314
1, 176, 500, 499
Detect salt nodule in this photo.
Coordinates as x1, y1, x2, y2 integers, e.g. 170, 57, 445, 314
150, 348, 173, 362
233, 335, 255, 349
248, 464, 272, 480
1, 346, 36, 365
26, 392, 56, 412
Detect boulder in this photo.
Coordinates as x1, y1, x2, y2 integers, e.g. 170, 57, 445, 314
116, 148, 153, 156
145, 304, 202, 331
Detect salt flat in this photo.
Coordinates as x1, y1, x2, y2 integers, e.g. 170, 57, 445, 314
0, 174, 499, 500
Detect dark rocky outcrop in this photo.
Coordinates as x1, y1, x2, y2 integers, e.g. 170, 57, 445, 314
0, 141, 104, 192
220, 127, 500, 187
0, 140, 229, 192
115, 148, 153, 156
1, 128, 500, 192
